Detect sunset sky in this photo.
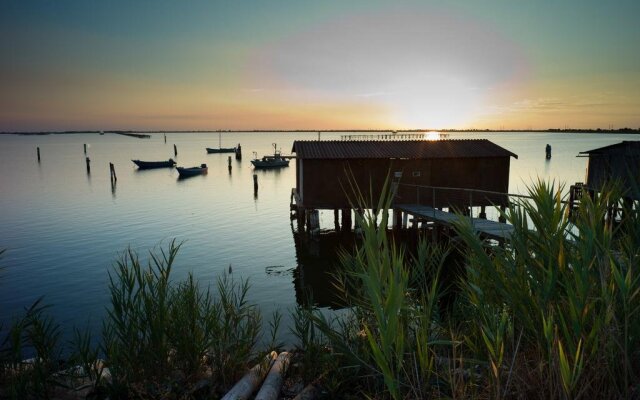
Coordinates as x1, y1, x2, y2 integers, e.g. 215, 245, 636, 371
1, 1, 639, 131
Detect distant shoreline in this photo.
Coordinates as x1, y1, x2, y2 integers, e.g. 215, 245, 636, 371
1, 128, 639, 135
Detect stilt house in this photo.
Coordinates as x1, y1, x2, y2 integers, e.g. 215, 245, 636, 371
578, 141, 640, 201
291, 139, 518, 211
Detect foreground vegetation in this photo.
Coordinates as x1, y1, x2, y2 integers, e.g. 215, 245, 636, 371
1, 181, 639, 399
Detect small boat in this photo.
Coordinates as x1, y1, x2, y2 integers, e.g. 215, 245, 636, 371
251, 144, 290, 169
132, 158, 176, 169
206, 132, 237, 153
176, 163, 208, 178
206, 147, 236, 154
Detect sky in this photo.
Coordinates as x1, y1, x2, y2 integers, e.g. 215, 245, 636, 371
1, 0, 639, 131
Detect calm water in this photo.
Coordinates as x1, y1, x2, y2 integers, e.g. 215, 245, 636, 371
1, 131, 638, 344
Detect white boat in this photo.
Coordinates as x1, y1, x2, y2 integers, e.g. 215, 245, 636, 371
251, 144, 290, 169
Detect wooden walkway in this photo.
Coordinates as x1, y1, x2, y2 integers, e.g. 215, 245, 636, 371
395, 204, 514, 241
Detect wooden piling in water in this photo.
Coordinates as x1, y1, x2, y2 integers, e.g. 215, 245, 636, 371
37, 147, 40, 162
109, 162, 117, 181
235, 144, 242, 160
164, 134, 166, 143
85, 157, 91, 173
253, 174, 258, 195
84, 143, 87, 154
228, 156, 232, 172
173, 144, 177, 156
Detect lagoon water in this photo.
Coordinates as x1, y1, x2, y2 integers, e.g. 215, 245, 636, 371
1, 131, 638, 344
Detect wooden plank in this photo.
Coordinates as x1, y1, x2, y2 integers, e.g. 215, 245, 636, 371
396, 204, 514, 241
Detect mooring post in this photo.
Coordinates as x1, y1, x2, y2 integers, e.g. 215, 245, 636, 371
174, 144, 177, 156
109, 162, 117, 181
253, 174, 258, 196
84, 143, 87, 154
228, 156, 232, 173
37, 147, 41, 162
164, 134, 167, 143
85, 157, 91, 173
235, 144, 242, 160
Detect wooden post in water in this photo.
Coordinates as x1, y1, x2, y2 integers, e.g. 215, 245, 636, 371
109, 162, 117, 181
85, 157, 91, 173
173, 144, 177, 156
37, 147, 41, 162
253, 174, 258, 196
164, 134, 167, 143
228, 156, 232, 173
83, 143, 87, 154
235, 143, 242, 160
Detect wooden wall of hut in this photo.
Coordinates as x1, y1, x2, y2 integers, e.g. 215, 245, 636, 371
296, 157, 511, 210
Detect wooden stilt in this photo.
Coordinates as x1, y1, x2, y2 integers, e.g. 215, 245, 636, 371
499, 205, 506, 223
341, 209, 352, 232
393, 209, 402, 229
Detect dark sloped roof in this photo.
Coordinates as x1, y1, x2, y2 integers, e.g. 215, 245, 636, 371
579, 141, 640, 155
292, 140, 518, 159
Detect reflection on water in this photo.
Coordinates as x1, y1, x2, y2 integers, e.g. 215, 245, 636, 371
0, 131, 639, 344
292, 226, 465, 310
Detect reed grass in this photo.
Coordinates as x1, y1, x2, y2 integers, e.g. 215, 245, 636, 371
3, 178, 640, 399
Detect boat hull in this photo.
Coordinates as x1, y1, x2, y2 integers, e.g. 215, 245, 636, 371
132, 159, 176, 169
251, 159, 290, 169
176, 166, 208, 178
206, 147, 236, 154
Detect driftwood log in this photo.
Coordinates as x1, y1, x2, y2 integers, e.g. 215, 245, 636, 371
221, 351, 277, 400
254, 352, 291, 400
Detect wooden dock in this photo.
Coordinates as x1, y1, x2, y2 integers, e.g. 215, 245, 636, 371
395, 204, 514, 241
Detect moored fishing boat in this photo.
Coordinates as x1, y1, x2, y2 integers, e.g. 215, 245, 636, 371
132, 158, 176, 169
206, 147, 236, 154
251, 143, 290, 169
176, 163, 208, 178
206, 132, 238, 153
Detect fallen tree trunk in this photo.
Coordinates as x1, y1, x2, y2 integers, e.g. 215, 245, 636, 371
222, 351, 277, 400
